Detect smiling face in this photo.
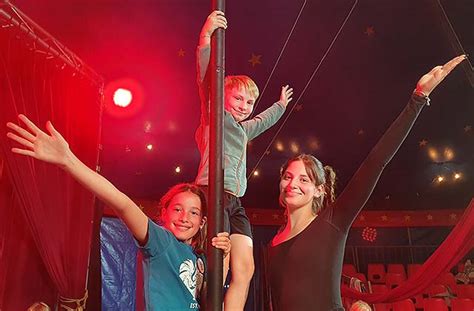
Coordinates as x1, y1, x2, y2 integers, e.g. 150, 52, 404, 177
224, 86, 256, 122
279, 160, 324, 212
160, 191, 206, 245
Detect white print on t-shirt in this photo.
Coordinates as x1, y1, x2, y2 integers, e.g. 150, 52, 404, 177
179, 259, 198, 300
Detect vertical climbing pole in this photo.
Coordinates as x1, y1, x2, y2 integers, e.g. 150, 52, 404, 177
206, 0, 225, 310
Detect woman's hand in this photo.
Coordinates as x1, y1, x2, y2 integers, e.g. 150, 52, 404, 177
416, 55, 466, 96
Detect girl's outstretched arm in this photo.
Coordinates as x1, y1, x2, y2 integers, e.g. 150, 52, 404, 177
6, 114, 149, 243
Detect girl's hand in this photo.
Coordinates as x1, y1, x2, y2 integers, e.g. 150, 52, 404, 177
211, 232, 231, 258
279, 85, 294, 107
416, 55, 466, 96
6, 114, 71, 168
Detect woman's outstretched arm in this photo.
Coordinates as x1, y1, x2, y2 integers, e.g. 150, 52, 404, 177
334, 55, 466, 230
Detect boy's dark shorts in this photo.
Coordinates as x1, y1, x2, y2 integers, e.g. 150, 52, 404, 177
199, 186, 253, 239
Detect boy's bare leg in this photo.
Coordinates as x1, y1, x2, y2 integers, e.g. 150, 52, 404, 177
224, 234, 255, 311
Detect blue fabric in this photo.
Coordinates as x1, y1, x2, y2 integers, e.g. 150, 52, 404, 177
101, 217, 138, 311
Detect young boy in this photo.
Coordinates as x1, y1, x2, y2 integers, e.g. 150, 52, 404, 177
195, 10, 293, 310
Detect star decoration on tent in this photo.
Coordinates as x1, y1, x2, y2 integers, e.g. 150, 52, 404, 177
248, 53, 262, 67
419, 139, 428, 147
357, 129, 365, 136
464, 125, 472, 132
295, 104, 303, 111
178, 48, 185, 57
365, 26, 375, 37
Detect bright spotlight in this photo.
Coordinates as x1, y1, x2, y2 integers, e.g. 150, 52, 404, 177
146, 144, 153, 151
437, 176, 444, 183
104, 78, 144, 118
443, 147, 454, 161
290, 141, 299, 154
175, 166, 181, 174
275, 141, 284, 152
428, 148, 439, 161
113, 88, 133, 107
454, 173, 461, 180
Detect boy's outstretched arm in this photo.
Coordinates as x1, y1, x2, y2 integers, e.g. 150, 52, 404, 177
6, 114, 149, 243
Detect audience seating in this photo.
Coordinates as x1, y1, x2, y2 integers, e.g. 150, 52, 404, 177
425, 284, 448, 297
372, 303, 391, 311
451, 298, 474, 311
407, 263, 422, 279
343, 263, 358, 277
457, 284, 474, 299
435, 272, 457, 293
368, 264, 386, 284
423, 298, 448, 311
387, 264, 407, 279
385, 272, 406, 289
392, 298, 415, 311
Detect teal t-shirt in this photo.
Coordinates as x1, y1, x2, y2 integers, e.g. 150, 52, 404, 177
138, 220, 205, 310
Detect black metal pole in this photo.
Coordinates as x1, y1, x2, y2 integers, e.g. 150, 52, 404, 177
206, 0, 225, 310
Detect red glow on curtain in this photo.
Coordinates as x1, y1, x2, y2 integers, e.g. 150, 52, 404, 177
0, 17, 103, 309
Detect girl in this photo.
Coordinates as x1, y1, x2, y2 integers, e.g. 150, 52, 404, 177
6, 116, 231, 310
267, 55, 466, 311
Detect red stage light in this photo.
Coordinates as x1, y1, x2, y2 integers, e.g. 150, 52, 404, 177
362, 227, 377, 243
104, 78, 144, 118
113, 88, 133, 107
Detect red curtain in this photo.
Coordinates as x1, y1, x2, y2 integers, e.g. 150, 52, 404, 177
0, 13, 103, 310
0, 186, 57, 309
342, 198, 474, 303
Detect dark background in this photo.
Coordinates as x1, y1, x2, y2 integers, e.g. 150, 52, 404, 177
12, 0, 474, 212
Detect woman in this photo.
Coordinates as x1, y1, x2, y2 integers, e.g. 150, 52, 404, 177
266, 55, 466, 311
